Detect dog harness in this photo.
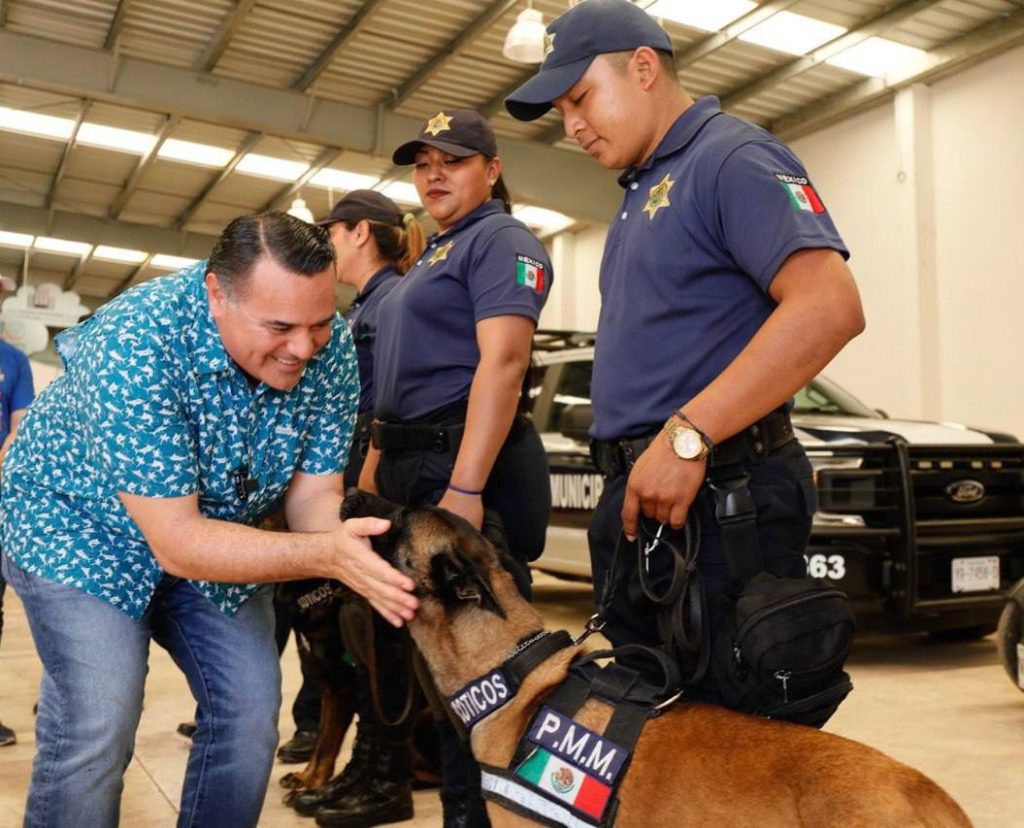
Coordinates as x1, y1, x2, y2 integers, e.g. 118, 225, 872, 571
453, 632, 679, 827
447, 630, 574, 729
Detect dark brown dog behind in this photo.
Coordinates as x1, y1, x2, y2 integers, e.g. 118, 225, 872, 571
344, 490, 972, 828
274, 577, 356, 794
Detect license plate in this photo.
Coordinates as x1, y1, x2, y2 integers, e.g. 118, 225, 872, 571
1018, 643, 1024, 691
951, 556, 1000, 593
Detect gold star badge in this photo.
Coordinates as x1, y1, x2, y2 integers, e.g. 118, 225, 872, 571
424, 111, 453, 137
428, 241, 455, 265
643, 174, 675, 220
543, 31, 555, 58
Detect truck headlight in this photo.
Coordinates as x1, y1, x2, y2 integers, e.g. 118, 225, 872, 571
808, 453, 868, 528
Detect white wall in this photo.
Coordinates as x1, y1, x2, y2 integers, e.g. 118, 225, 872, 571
929, 47, 1024, 438
548, 44, 1024, 438
792, 44, 1024, 438
540, 225, 604, 332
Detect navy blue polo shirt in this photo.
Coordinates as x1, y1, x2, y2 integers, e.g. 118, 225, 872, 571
0, 339, 34, 445
591, 96, 849, 440
345, 265, 400, 414
374, 200, 552, 421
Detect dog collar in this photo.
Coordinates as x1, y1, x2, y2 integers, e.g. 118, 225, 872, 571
447, 630, 574, 731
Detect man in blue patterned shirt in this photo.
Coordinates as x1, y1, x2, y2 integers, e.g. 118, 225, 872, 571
0, 213, 418, 828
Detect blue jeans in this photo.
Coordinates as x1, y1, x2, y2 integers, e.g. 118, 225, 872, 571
2, 554, 281, 828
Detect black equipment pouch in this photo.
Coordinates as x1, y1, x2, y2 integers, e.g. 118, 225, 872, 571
710, 468, 855, 728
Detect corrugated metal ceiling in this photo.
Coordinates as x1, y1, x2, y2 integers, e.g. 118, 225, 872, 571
0, 0, 1022, 298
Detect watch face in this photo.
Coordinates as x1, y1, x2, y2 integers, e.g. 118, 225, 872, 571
672, 428, 702, 459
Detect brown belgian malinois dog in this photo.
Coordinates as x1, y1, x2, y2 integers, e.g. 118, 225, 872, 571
343, 490, 971, 827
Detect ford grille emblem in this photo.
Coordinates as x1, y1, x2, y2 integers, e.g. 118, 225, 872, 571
946, 479, 985, 504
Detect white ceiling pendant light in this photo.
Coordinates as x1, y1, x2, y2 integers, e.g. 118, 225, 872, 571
287, 197, 315, 223
503, 3, 547, 64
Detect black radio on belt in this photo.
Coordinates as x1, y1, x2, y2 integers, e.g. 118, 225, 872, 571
233, 464, 258, 501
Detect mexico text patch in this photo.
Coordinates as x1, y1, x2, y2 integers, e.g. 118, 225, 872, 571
516, 254, 546, 292
775, 173, 826, 214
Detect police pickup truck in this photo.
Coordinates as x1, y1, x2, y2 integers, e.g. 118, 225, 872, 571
528, 331, 1024, 637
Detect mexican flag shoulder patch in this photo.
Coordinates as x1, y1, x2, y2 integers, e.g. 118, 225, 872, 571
775, 173, 826, 214
516, 254, 546, 293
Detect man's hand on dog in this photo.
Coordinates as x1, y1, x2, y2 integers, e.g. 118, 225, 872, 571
330, 517, 418, 627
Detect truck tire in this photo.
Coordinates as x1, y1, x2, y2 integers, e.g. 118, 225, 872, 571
997, 577, 1024, 693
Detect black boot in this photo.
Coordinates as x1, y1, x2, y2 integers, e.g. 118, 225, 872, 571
313, 740, 414, 827
289, 721, 377, 816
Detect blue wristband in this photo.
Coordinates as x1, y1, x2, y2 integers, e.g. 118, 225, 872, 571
448, 483, 483, 497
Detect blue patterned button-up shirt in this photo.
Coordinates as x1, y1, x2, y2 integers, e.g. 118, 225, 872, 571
0, 262, 359, 619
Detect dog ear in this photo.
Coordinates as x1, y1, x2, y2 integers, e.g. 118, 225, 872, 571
430, 551, 507, 620
340, 488, 402, 522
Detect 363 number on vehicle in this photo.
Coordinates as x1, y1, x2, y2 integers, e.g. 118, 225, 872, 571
804, 553, 846, 580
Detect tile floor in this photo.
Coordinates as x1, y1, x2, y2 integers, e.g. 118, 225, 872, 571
1, 573, 1020, 827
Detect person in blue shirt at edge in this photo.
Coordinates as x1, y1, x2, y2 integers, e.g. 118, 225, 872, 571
505, 0, 864, 701
0, 213, 419, 828
280, 189, 433, 819
0, 279, 35, 750
313, 110, 554, 828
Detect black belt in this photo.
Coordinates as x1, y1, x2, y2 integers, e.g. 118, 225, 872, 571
591, 409, 795, 478
370, 419, 465, 453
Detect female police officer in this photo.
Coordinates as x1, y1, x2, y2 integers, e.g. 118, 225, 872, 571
286, 190, 430, 821
316, 110, 553, 828
325, 189, 426, 487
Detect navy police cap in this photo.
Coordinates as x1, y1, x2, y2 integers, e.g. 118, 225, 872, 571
392, 109, 498, 165
318, 189, 405, 228
505, 0, 673, 122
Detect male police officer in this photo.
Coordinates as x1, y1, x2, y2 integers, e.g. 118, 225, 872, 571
506, 0, 864, 700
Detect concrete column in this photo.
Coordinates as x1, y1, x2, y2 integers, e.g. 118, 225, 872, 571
893, 84, 942, 420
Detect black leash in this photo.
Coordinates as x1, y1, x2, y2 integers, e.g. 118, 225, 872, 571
595, 515, 708, 687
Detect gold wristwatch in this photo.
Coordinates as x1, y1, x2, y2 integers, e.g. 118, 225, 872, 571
664, 415, 712, 461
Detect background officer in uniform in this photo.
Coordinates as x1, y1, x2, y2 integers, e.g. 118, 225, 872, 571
325, 189, 426, 488
0, 213, 417, 828
283, 190, 431, 820
328, 109, 552, 828
506, 0, 864, 700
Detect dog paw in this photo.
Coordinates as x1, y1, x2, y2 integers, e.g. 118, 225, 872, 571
279, 772, 306, 790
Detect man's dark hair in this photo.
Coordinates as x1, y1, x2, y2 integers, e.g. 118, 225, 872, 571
207, 211, 336, 300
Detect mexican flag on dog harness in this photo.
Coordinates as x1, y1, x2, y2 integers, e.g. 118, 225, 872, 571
775, 174, 826, 214
480, 705, 629, 827
517, 745, 612, 819
516, 254, 546, 292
